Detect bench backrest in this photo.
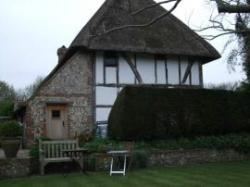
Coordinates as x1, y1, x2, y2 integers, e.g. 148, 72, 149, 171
39, 140, 79, 159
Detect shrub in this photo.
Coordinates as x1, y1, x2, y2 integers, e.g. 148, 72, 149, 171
108, 87, 250, 140
83, 138, 123, 152
0, 121, 22, 138
133, 134, 250, 153
131, 150, 149, 169
29, 137, 51, 159
0, 100, 14, 116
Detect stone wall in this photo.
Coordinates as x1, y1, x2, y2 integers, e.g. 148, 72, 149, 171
148, 149, 250, 167
0, 149, 249, 179
89, 149, 250, 171
0, 158, 33, 179
25, 50, 94, 145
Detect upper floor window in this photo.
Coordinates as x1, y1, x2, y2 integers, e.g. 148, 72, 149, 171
104, 52, 118, 84
104, 52, 118, 67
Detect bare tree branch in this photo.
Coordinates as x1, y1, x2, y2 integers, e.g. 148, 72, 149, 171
131, 0, 177, 15
90, 0, 182, 38
202, 31, 235, 40
215, 0, 250, 13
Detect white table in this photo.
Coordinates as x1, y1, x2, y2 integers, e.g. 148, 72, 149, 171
107, 150, 129, 176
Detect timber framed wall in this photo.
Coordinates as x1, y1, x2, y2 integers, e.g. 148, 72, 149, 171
94, 51, 203, 130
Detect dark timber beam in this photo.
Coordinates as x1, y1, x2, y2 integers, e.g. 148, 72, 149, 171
182, 61, 193, 84
121, 52, 143, 84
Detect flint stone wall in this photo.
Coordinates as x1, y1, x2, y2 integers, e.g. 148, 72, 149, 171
92, 149, 250, 171
25, 51, 94, 145
0, 158, 34, 179
148, 149, 250, 167
0, 149, 250, 179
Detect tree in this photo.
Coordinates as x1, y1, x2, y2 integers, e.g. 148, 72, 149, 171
0, 81, 16, 116
198, 0, 250, 82
0, 81, 15, 101
16, 76, 44, 101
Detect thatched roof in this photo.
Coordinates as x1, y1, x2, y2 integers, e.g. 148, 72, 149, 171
65, 0, 220, 62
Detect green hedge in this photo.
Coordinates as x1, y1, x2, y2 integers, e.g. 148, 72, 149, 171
108, 87, 250, 140
0, 121, 22, 138
135, 134, 250, 153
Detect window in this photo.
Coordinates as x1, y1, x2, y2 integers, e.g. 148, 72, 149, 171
104, 52, 118, 67
104, 52, 118, 84
52, 110, 60, 119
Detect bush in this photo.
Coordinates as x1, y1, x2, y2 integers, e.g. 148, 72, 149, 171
108, 87, 250, 140
0, 121, 22, 138
83, 138, 123, 152
29, 137, 51, 159
133, 134, 250, 153
131, 150, 149, 169
0, 100, 14, 116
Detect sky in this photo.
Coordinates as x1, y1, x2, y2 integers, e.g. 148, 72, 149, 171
0, 0, 246, 90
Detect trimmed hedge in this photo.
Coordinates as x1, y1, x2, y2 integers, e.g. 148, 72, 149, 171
108, 87, 250, 140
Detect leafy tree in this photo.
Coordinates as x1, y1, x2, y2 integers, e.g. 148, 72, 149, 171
0, 81, 15, 100
0, 81, 16, 116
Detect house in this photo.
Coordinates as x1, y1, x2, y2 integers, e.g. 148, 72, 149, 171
23, 0, 220, 145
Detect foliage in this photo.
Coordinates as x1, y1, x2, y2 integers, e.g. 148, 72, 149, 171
237, 81, 250, 92
0, 121, 22, 138
108, 87, 250, 140
82, 138, 123, 152
0, 81, 16, 100
205, 82, 240, 91
131, 150, 149, 169
134, 134, 250, 153
0, 99, 14, 116
0, 81, 16, 117
77, 131, 93, 145
29, 137, 51, 159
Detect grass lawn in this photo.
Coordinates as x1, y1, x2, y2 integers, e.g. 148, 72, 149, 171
1, 161, 250, 187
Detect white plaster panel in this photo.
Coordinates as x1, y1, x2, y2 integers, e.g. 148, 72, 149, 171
106, 67, 117, 84
95, 52, 104, 84
167, 58, 179, 85
181, 59, 190, 85
136, 54, 155, 84
119, 56, 135, 84
96, 107, 112, 122
156, 59, 166, 84
96, 87, 117, 105
191, 62, 200, 85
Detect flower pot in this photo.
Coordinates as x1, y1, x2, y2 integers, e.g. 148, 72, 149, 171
2, 139, 20, 158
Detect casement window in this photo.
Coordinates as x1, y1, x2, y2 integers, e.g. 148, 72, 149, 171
104, 52, 118, 84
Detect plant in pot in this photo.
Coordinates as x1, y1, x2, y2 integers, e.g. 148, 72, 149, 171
0, 121, 22, 158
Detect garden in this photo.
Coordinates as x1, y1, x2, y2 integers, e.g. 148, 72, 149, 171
1, 87, 250, 185
1, 161, 250, 187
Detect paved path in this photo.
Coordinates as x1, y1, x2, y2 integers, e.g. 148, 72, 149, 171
0, 149, 30, 159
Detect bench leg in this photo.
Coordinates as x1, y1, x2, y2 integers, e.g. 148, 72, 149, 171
123, 156, 127, 176
40, 162, 47, 175
110, 157, 114, 176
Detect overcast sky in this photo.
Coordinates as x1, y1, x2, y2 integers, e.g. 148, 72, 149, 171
0, 0, 246, 89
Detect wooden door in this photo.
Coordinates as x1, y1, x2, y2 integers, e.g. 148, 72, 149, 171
46, 105, 68, 139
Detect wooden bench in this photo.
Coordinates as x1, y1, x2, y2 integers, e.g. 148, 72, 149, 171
39, 139, 80, 175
